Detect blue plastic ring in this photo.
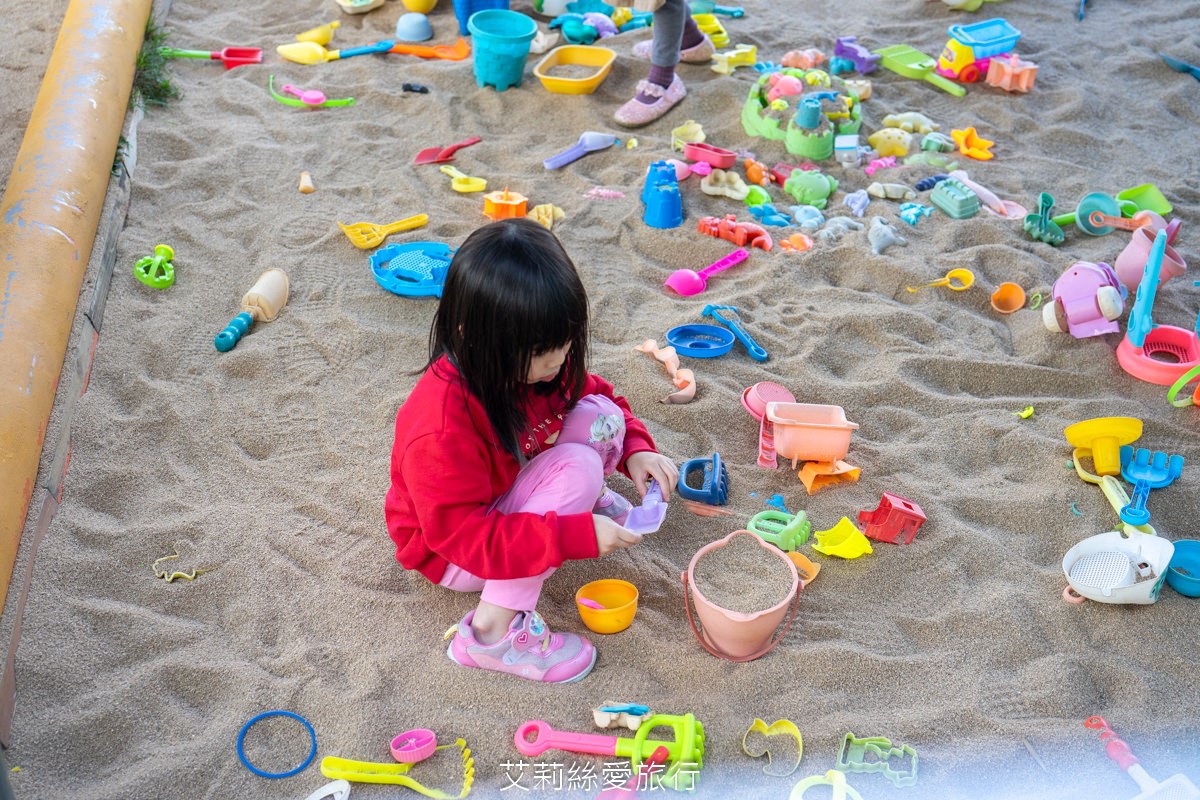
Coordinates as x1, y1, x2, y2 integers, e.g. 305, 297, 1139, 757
236, 710, 317, 779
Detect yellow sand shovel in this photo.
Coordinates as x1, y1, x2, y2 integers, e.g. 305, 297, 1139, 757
276, 39, 394, 65
338, 213, 429, 249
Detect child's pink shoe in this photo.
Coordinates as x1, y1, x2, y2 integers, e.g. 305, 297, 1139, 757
631, 35, 715, 64
614, 75, 686, 128
445, 610, 596, 683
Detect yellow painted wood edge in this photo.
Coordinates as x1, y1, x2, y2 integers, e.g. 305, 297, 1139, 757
0, 0, 153, 602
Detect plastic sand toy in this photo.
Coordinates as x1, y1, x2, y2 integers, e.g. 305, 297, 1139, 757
665, 324, 735, 358
790, 769, 865, 800
534, 45, 615, 94
857, 493, 926, 544
1043, 261, 1124, 338
338, 213, 429, 249
835, 733, 919, 787
133, 244, 175, 289
515, 715, 704, 791
676, 453, 728, 505
905, 268, 974, 293
321, 739, 475, 799
701, 304, 768, 361
483, 189, 528, 220
1118, 445, 1184, 527
214, 269, 289, 352
742, 718, 803, 777
1085, 717, 1200, 800
1062, 529, 1173, 605
874, 44, 965, 96
575, 579, 639, 632
664, 249, 748, 296
1064, 417, 1142, 477
268, 75, 356, 108
812, 517, 873, 559
1116, 229, 1200, 385
439, 166, 487, 193
767, 402, 858, 466
748, 509, 811, 551
544, 131, 617, 170
369, 241, 454, 298
160, 45, 262, 69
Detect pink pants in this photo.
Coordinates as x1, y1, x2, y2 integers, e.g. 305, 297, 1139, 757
437, 395, 624, 611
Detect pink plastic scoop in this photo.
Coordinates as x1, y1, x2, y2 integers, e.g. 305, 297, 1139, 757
282, 84, 327, 106
664, 248, 748, 296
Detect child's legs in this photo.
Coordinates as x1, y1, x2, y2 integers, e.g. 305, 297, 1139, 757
651, 0, 688, 67
557, 395, 626, 475
441, 443, 605, 635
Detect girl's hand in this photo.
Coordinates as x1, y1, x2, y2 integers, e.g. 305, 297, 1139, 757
593, 514, 643, 556
624, 451, 679, 500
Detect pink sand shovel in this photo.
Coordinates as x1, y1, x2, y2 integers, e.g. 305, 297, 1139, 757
664, 249, 748, 296
1085, 716, 1199, 800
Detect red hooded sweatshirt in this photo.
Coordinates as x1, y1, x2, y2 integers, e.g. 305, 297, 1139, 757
385, 356, 656, 583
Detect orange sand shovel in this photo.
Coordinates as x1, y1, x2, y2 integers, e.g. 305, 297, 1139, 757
389, 37, 471, 61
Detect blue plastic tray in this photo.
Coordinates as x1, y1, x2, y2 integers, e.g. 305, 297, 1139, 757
369, 241, 454, 298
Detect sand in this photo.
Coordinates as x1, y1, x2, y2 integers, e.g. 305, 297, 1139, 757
2, 0, 1199, 797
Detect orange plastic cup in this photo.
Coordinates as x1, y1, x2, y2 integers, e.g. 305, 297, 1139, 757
990, 282, 1026, 314
575, 579, 638, 634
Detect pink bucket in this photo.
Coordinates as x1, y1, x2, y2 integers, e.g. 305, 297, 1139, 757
682, 531, 800, 662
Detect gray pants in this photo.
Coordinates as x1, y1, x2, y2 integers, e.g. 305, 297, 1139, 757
651, 0, 689, 68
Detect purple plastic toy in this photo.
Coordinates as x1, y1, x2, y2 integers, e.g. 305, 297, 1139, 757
834, 36, 880, 74
1043, 261, 1125, 339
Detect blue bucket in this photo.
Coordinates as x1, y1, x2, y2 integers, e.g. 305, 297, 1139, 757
468, 10, 537, 91
453, 0, 509, 36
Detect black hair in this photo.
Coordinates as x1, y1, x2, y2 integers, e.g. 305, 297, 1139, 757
426, 218, 590, 459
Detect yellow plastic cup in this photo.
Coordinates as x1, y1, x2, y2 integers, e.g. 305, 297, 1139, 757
576, 579, 638, 634
403, 0, 438, 11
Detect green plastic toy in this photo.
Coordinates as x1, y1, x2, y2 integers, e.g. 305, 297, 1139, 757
835, 732, 918, 788
133, 244, 175, 289
748, 509, 811, 551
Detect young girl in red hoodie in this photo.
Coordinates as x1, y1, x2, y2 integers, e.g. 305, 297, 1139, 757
385, 218, 678, 684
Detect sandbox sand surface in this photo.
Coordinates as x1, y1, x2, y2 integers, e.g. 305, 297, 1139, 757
2, 0, 1199, 797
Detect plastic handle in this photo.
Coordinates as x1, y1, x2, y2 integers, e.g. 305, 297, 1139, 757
544, 143, 588, 170
924, 71, 966, 97
159, 47, 211, 59
717, 313, 768, 362
513, 721, 618, 758
339, 40, 394, 59
214, 311, 253, 352
698, 248, 749, 278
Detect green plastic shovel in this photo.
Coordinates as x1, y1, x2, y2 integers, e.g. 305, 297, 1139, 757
874, 44, 966, 97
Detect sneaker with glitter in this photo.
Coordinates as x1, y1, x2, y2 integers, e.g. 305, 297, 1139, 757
593, 488, 633, 525
445, 610, 597, 683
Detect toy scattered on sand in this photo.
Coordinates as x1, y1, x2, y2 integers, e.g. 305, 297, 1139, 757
1085, 716, 1200, 800
213, 268, 289, 353
133, 244, 175, 289
905, 268, 974, 293
338, 213, 429, 249
413, 136, 481, 164
160, 44, 262, 69
544, 131, 617, 169
268, 75, 356, 107
664, 249, 748, 296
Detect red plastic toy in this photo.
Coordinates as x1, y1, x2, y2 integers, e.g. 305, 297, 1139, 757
696, 214, 773, 251
857, 493, 926, 544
